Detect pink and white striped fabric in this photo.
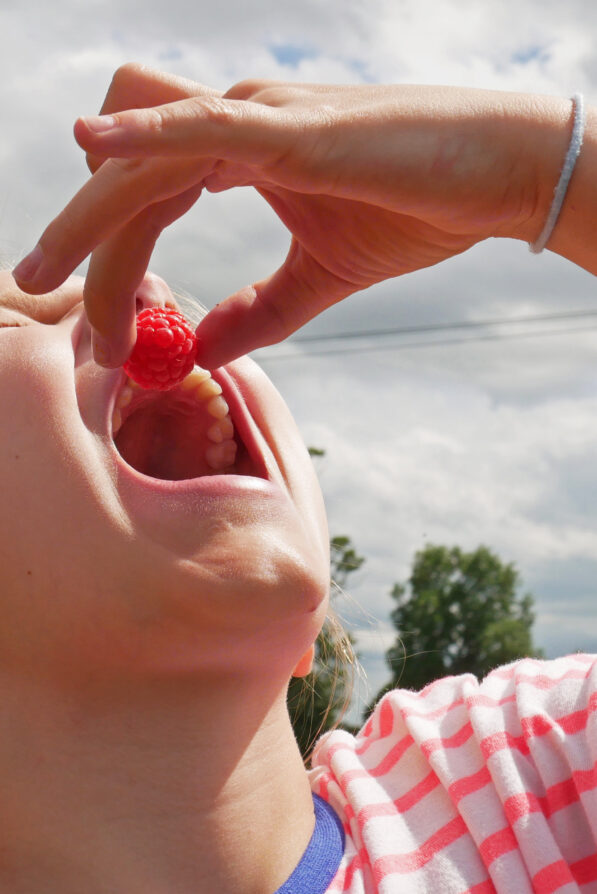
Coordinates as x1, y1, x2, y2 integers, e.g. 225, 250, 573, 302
309, 654, 597, 892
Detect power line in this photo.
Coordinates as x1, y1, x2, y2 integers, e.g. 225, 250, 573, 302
289, 308, 597, 344
255, 309, 597, 361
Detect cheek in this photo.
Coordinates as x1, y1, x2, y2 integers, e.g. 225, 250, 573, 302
0, 337, 133, 671
0, 347, 99, 561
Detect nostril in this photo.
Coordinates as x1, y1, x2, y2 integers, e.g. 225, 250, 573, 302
135, 291, 164, 313
135, 295, 162, 316
135, 273, 178, 314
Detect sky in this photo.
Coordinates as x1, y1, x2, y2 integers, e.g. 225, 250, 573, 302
2, 0, 597, 720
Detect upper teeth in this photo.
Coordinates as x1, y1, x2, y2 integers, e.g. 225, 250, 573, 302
111, 365, 238, 473
180, 368, 211, 390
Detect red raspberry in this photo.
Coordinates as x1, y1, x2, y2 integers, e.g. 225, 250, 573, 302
123, 307, 198, 390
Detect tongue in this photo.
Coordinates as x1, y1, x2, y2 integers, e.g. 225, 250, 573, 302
115, 403, 215, 480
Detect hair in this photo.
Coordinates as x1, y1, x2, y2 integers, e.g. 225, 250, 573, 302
170, 287, 209, 327
287, 587, 364, 764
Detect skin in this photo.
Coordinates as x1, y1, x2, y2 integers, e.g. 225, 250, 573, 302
0, 269, 329, 893
13, 66, 597, 370
8, 68, 597, 891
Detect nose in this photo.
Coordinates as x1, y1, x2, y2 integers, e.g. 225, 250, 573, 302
135, 273, 178, 313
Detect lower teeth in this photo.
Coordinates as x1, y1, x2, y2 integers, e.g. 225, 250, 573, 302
205, 440, 238, 471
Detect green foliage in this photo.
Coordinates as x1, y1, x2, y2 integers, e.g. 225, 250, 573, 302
287, 533, 364, 759
330, 535, 366, 590
374, 544, 543, 700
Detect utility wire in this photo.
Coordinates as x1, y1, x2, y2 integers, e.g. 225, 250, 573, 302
288, 308, 597, 344
255, 309, 597, 361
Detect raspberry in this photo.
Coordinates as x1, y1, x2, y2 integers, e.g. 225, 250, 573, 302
123, 307, 198, 390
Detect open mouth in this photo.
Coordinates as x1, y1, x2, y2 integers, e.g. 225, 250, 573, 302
111, 366, 259, 481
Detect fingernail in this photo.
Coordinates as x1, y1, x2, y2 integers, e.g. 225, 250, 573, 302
91, 329, 113, 367
13, 244, 44, 283
82, 115, 117, 134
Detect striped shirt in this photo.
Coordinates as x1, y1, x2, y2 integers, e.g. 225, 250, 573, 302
309, 654, 597, 892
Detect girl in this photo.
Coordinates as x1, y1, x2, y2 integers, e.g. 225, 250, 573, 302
8, 67, 597, 892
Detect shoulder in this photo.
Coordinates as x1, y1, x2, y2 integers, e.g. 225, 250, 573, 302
309, 654, 597, 892
328, 652, 597, 753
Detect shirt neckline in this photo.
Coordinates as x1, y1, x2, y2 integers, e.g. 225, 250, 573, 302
274, 793, 345, 893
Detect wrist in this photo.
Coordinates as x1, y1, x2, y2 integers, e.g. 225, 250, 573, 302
491, 93, 576, 244
536, 103, 597, 273
528, 94, 585, 254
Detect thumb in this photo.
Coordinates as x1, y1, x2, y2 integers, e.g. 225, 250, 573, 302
194, 242, 352, 369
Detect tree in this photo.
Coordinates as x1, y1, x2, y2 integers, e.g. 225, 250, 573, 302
374, 544, 543, 699
330, 535, 366, 590
287, 533, 364, 759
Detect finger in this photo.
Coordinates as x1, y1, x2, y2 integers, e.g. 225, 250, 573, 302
74, 94, 299, 166
84, 183, 202, 368
13, 155, 209, 295
4, 275, 86, 325
194, 239, 354, 369
101, 63, 215, 114
85, 64, 223, 173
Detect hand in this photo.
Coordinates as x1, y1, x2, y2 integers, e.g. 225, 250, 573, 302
13, 65, 562, 368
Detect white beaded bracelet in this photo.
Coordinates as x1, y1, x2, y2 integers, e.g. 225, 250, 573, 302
529, 93, 586, 254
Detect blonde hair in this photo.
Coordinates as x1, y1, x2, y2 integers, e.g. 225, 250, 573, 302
287, 596, 361, 763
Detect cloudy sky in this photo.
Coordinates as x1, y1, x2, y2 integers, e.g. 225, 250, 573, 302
2, 0, 597, 718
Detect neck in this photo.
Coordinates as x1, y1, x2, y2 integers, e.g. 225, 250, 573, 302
0, 671, 314, 894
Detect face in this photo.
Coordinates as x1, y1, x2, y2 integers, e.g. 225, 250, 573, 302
0, 271, 329, 689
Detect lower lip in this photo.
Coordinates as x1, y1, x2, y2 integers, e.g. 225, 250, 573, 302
112, 450, 288, 547
112, 449, 278, 500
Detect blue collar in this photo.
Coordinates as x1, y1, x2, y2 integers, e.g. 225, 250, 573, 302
274, 794, 345, 894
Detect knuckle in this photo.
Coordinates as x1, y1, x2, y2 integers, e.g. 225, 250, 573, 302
225, 80, 299, 111
139, 106, 165, 135
224, 78, 277, 101
136, 206, 166, 241
113, 61, 147, 84
38, 207, 77, 261
252, 85, 299, 108
107, 156, 146, 175
191, 95, 240, 127
110, 62, 145, 95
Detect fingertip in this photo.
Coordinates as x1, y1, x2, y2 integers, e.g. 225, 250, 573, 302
193, 320, 235, 369
194, 337, 230, 371
73, 116, 86, 144
12, 244, 45, 288
91, 328, 132, 369
77, 115, 117, 137
73, 116, 95, 151
194, 282, 294, 368
91, 329, 113, 367
193, 293, 253, 368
